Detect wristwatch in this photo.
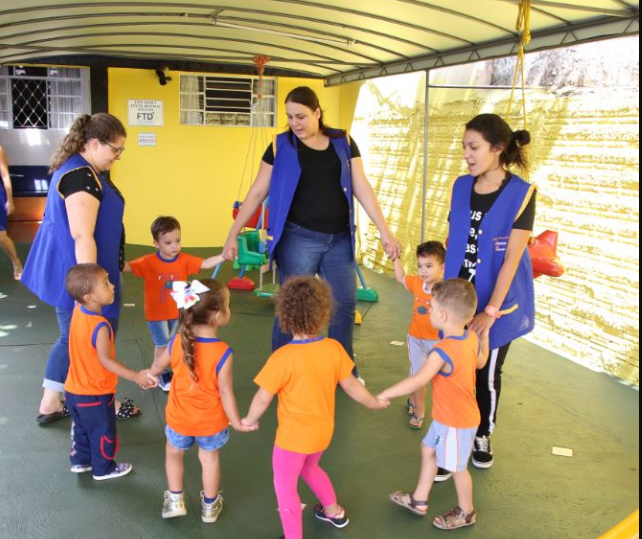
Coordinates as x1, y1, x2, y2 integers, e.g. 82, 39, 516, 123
485, 305, 502, 319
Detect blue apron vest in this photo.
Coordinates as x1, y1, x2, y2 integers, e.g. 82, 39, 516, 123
267, 130, 356, 258
21, 154, 124, 319
445, 174, 535, 350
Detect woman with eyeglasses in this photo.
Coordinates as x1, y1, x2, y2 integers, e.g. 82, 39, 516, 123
22, 113, 141, 424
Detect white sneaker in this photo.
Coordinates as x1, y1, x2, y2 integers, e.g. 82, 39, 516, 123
201, 491, 224, 523
162, 491, 187, 519
93, 462, 133, 481
70, 464, 92, 473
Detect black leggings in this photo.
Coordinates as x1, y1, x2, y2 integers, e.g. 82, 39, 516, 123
476, 342, 512, 437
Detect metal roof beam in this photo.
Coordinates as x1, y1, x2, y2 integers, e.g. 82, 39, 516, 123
325, 14, 639, 86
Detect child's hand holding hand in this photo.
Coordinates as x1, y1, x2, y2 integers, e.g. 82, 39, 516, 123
241, 417, 259, 431
136, 369, 157, 389
375, 396, 391, 409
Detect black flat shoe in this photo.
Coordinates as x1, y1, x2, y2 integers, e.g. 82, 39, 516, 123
36, 403, 70, 425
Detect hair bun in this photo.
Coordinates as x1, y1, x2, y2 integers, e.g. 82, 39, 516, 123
513, 130, 531, 147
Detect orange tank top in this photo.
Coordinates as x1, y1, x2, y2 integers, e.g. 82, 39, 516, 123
65, 306, 118, 395
165, 335, 232, 436
430, 331, 480, 429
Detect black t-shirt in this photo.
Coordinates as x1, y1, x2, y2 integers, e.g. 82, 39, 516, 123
459, 175, 536, 283
58, 167, 127, 271
262, 135, 361, 234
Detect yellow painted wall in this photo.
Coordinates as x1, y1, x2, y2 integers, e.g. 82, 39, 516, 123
351, 74, 639, 385
108, 69, 344, 247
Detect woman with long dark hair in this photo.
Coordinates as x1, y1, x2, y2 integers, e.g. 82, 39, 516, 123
224, 87, 401, 380
444, 113, 536, 469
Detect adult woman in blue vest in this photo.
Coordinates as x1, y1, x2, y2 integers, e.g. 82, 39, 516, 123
224, 86, 401, 378
22, 113, 139, 423
445, 113, 536, 470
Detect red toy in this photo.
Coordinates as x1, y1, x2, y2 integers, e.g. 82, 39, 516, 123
529, 230, 565, 279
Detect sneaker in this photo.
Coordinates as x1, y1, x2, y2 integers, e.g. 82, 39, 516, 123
434, 467, 452, 482
93, 462, 133, 481
313, 503, 349, 529
162, 491, 187, 519
200, 491, 224, 523
433, 506, 476, 530
70, 464, 92, 473
472, 436, 494, 469
158, 371, 173, 392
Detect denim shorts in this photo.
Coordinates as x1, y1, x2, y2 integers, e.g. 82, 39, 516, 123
165, 425, 229, 451
423, 420, 477, 473
148, 319, 179, 347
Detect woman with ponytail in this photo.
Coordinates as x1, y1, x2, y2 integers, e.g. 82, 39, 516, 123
443, 113, 536, 472
149, 279, 255, 523
21, 113, 138, 423
223, 86, 401, 381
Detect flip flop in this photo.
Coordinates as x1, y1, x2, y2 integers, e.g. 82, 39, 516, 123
389, 491, 428, 516
409, 414, 425, 430
36, 403, 70, 425
407, 399, 416, 417
116, 398, 142, 419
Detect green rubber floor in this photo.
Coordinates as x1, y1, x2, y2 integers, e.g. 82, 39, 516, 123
0, 244, 638, 539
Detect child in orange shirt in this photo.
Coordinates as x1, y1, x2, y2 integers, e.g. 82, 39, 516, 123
379, 279, 489, 531
242, 276, 389, 539
64, 264, 155, 481
124, 216, 224, 390
148, 279, 255, 523
393, 241, 445, 430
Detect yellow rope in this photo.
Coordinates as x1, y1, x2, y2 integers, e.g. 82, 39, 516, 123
507, 0, 532, 130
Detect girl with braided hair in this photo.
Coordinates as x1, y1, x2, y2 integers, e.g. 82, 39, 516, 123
148, 279, 255, 523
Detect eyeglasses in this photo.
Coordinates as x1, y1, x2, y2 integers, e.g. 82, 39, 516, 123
103, 141, 125, 157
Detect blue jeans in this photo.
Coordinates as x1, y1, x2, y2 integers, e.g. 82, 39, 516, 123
147, 319, 179, 347
44, 307, 119, 392
273, 222, 357, 373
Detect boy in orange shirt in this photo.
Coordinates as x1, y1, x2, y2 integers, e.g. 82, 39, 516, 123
393, 241, 445, 430
64, 264, 155, 480
242, 276, 389, 539
123, 216, 224, 390
379, 278, 490, 531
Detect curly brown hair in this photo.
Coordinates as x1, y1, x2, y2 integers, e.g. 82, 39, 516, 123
276, 276, 333, 336
178, 279, 229, 382
50, 113, 127, 173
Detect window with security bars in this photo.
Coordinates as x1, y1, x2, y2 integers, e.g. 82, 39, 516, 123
0, 66, 84, 130
180, 75, 277, 127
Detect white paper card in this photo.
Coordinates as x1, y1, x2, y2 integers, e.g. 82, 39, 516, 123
552, 447, 574, 458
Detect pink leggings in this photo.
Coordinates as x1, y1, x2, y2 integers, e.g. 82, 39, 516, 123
273, 446, 337, 539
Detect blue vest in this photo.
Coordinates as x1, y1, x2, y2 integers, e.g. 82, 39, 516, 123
267, 130, 356, 257
21, 154, 124, 319
445, 174, 535, 350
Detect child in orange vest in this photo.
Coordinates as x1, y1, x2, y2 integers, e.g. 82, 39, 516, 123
242, 276, 389, 539
379, 278, 490, 531
148, 279, 255, 523
123, 216, 224, 390
64, 264, 155, 481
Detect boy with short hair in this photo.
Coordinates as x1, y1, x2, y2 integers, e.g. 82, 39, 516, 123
123, 216, 224, 390
64, 263, 155, 480
393, 241, 446, 430
379, 278, 490, 530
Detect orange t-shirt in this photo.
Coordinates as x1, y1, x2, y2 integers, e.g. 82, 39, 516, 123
129, 253, 203, 321
404, 275, 439, 340
65, 305, 118, 396
254, 337, 355, 454
430, 331, 481, 429
165, 335, 232, 437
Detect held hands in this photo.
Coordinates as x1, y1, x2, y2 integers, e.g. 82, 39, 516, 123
136, 370, 158, 390
374, 396, 391, 410
239, 417, 259, 432
381, 232, 402, 261
223, 235, 238, 261
469, 312, 496, 337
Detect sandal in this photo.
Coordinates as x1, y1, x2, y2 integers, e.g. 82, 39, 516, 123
116, 398, 142, 419
409, 414, 425, 430
389, 491, 428, 516
13, 264, 23, 281
433, 506, 476, 530
406, 399, 416, 417
36, 402, 70, 425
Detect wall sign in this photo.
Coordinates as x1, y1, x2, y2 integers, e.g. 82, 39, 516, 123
128, 100, 164, 126
138, 133, 157, 147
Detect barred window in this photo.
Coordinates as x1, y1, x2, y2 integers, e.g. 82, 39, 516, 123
0, 66, 84, 130
180, 75, 277, 127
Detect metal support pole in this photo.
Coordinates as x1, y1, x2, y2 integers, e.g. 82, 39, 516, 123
421, 70, 431, 243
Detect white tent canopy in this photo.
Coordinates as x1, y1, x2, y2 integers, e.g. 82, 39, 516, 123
0, 0, 638, 83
